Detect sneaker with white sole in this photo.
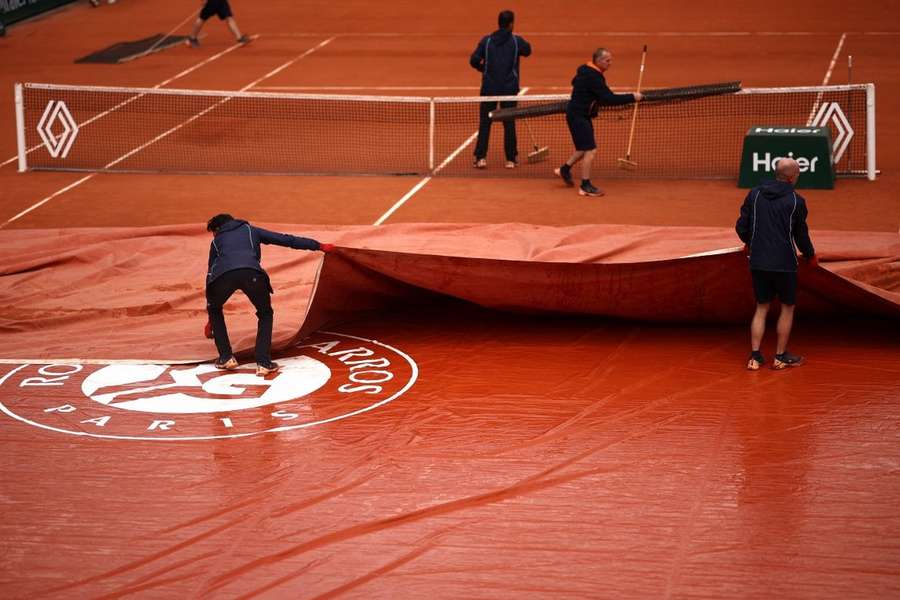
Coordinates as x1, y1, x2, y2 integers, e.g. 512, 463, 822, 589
554, 164, 574, 187
746, 351, 766, 371
187, 36, 200, 48
215, 356, 238, 370
474, 158, 487, 169
505, 160, 517, 169
578, 181, 604, 197
773, 351, 804, 370
256, 362, 281, 376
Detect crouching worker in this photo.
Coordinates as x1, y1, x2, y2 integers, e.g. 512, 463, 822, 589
205, 213, 334, 376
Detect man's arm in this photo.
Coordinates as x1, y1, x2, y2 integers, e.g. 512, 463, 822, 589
517, 35, 532, 57
469, 37, 486, 72
735, 190, 755, 245
589, 73, 635, 107
207, 243, 216, 270
255, 226, 321, 251
792, 198, 815, 258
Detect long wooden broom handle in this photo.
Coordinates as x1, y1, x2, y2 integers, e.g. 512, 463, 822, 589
624, 45, 647, 158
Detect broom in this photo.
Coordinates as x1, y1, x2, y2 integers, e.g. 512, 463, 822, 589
523, 118, 549, 163
618, 45, 647, 170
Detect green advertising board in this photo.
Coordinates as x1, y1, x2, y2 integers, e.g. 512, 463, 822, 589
738, 126, 835, 189
0, 0, 76, 27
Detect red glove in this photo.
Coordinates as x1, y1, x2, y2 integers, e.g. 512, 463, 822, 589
320, 243, 336, 253
204, 320, 214, 339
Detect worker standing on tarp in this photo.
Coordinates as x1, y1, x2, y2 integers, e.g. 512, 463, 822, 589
736, 157, 817, 371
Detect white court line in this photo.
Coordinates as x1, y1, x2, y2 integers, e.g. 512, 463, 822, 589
250, 85, 669, 93
820, 32, 847, 87
255, 86, 483, 91
374, 87, 529, 226
0, 37, 335, 229
257, 31, 898, 37
1, 174, 96, 228
806, 32, 846, 125
1, 39, 254, 170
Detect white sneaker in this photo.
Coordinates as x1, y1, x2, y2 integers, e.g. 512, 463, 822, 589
256, 362, 281, 376
474, 158, 487, 169
505, 161, 517, 169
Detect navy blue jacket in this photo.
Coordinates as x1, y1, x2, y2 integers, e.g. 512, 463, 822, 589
735, 179, 815, 272
566, 63, 635, 118
207, 219, 321, 286
469, 28, 532, 95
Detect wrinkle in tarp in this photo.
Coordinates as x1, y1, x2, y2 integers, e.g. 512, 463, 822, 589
0, 223, 897, 361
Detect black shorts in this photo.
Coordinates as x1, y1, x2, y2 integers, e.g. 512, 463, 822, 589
565, 112, 596, 151
751, 270, 797, 305
201, 0, 233, 21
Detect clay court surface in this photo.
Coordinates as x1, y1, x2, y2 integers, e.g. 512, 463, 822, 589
1, 1, 899, 598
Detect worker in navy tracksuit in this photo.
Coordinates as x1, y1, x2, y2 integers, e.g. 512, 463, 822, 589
469, 10, 532, 169
735, 158, 817, 371
205, 214, 332, 376
555, 48, 643, 197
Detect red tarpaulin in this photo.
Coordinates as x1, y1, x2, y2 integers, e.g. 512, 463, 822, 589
0, 223, 897, 361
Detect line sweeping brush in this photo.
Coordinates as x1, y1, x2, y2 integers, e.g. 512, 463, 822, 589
523, 118, 550, 163
618, 44, 647, 171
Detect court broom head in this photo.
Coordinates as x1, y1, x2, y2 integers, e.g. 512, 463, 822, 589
617, 155, 638, 170
527, 145, 550, 163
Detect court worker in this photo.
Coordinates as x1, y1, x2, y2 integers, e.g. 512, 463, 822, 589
555, 47, 642, 197
469, 9, 532, 169
188, 0, 250, 47
205, 214, 334, 376
735, 157, 817, 371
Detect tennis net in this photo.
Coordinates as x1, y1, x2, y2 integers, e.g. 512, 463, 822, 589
15, 82, 876, 179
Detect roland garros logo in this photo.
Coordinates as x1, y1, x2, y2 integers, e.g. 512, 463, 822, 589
0, 332, 417, 441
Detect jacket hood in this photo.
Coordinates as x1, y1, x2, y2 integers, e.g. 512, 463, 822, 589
490, 28, 513, 45
759, 179, 794, 199
216, 219, 247, 234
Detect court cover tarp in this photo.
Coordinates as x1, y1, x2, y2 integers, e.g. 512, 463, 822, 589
74, 33, 190, 64
0, 223, 897, 362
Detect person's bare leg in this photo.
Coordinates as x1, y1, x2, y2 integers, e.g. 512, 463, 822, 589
750, 302, 769, 352
775, 303, 795, 355
190, 18, 204, 40
580, 149, 596, 180
746, 302, 769, 369
226, 17, 244, 40
565, 150, 585, 167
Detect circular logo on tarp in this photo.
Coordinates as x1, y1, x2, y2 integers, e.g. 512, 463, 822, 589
0, 331, 417, 441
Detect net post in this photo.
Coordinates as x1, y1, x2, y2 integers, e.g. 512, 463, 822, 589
866, 83, 876, 180
14, 83, 27, 172
428, 99, 435, 171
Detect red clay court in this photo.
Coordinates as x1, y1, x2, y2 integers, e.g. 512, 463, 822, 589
0, 1, 898, 598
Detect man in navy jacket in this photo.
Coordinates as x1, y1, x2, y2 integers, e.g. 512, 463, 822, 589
735, 158, 817, 370
555, 48, 642, 197
470, 10, 532, 169
205, 214, 332, 376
